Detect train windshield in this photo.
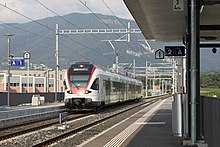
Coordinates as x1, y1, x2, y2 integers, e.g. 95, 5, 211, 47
69, 75, 90, 88
68, 62, 94, 88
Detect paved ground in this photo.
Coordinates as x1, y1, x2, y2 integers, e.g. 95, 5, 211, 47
125, 101, 183, 147
79, 98, 192, 147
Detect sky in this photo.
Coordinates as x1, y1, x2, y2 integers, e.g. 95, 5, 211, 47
0, 0, 134, 23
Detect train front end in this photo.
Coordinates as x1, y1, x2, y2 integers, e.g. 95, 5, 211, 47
64, 62, 100, 110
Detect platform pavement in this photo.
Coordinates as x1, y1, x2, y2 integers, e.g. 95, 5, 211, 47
0, 102, 65, 128
79, 98, 198, 147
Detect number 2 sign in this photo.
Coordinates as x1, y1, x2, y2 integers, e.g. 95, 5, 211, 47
173, 0, 184, 11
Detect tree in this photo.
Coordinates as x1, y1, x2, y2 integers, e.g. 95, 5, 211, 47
200, 72, 220, 88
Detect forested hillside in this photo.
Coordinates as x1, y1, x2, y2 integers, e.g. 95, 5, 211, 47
200, 72, 220, 88
0, 13, 220, 72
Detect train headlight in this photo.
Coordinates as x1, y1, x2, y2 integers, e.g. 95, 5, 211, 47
85, 90, 92, 94
67, 90, 72, 94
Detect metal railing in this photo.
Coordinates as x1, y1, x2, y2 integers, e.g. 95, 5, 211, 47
0, 92, 64, 106
202, 96, 220, 147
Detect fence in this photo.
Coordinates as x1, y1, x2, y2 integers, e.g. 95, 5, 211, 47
0, 92, 64, 106
202, 96, 220, 147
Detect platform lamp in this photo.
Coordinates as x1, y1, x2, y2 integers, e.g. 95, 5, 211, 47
4, 34, 14, 107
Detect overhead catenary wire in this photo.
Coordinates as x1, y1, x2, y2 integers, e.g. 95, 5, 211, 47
0, 20, 53, 40
35, 0, 115, 47
0, 2, 54, 32
0, 1, 147, 67
34, 0, 79, 29
101, 0, 126, 28
101, 0, 141, 43
0, 20, 95, 64
0, 1, 113, 64
78, 0, 115, 30
79, 0, 145, 61
78, 0, 133, 61
101, 0, 147, 59
34, 0, 116, 62
35, 0, 139, 63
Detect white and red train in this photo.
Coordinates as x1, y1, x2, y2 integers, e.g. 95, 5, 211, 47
63, 62, 143, 110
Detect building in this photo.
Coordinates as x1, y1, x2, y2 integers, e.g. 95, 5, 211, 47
0, 69, 65, 93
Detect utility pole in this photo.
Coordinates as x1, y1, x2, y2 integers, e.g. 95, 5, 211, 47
107, 40, 119, 73
55, 24, 59, 102
133, 59, 136, 77
190, 0, 200, 144
172, 57, 176, 94
145, 61, 148, 97
153, 70, 155, 95
44, 69, 53, 92
162, 80, 164, 94
4, 34, 14, 107
23, 51, 31, 93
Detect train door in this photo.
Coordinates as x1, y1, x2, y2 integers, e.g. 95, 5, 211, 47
120, 82, 125, 101
105, 79, 111, 104
90, 77, 100, 103
125, 82, 128, 100
99, 75, 105, 104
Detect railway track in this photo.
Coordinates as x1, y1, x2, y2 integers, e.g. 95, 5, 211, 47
0, 94, 170, 147
0, 99, 141, 141
0, 112, 92, 141
33, 95, 169, 147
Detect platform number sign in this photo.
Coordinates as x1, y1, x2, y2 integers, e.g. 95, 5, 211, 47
173, 0, 184, 11
23, 52, 31, 59
10, 58, 25, 66
165, 46, 185, 56
155, 49, 165, 59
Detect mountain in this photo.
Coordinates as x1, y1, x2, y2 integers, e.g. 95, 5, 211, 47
0, 13, 219, 73
200, 48, 220, 73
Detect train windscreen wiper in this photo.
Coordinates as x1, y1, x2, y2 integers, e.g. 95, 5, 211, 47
71, 81, 80, 90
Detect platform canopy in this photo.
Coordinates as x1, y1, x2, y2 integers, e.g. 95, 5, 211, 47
124, 0, 220, 42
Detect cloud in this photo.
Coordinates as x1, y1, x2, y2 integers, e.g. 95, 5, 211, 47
0, 0, 133, 23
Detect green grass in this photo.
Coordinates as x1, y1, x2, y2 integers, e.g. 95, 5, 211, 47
200, 88, 220, 98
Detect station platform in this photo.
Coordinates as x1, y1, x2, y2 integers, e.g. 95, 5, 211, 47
0, 102, 64, 128
79, 98, 188, 147
0, 102, 64, 114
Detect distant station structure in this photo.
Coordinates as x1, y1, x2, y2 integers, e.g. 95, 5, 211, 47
0, 69, 65, 93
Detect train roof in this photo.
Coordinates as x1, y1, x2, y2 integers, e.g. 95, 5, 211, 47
70, 62, 142, 85
95, 66, 142, 85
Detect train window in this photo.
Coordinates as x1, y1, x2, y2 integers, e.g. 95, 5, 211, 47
105, 80, 111, 95
49, 84, 54, 87
112, 81, 120, 92
70, 75, 90, 88
91, 78, 99, 90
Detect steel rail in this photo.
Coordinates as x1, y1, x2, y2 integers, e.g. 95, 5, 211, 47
0, 112, 92, 141
32, 94, 170, 147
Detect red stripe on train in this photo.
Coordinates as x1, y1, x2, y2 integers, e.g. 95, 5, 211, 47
87, 66, 96, 89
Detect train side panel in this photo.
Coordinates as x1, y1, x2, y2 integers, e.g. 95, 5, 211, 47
64, 62, 143, 110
